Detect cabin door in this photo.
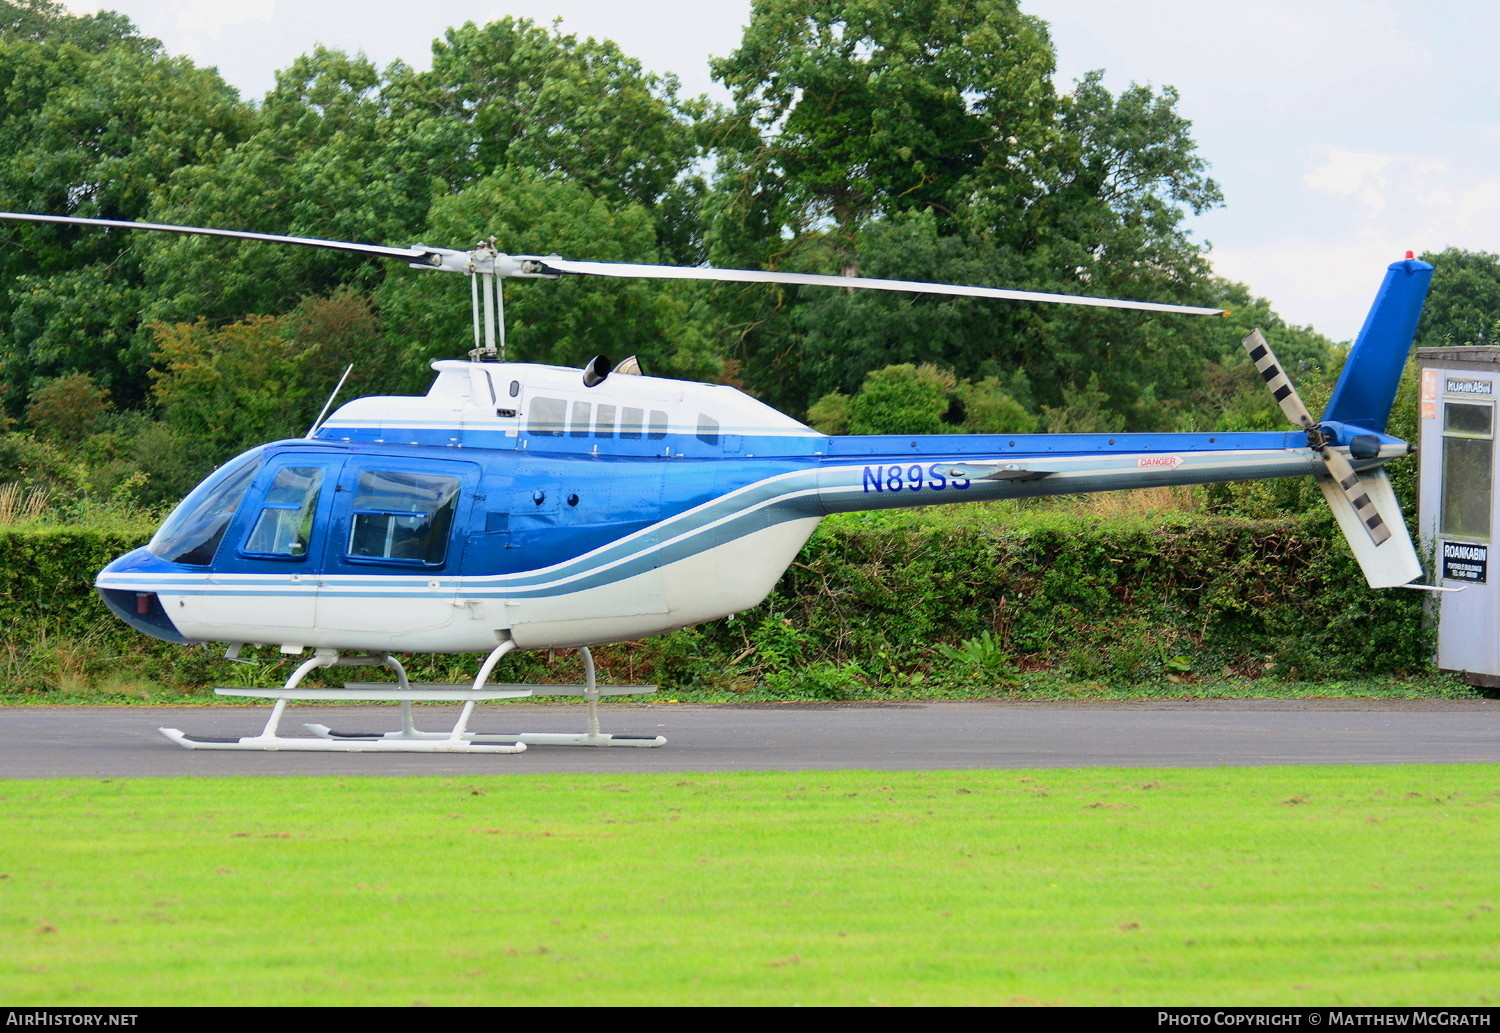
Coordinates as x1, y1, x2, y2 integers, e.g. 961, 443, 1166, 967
315, 457, 481, 636
191, 454, 345, 641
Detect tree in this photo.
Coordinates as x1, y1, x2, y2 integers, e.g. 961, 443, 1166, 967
808, 361, 1037, 435
1414, 248, 1500, 350
149, 285, 403, 465
24, 371, 109, 444
710, 0, 1056, 274
0, 0, 144, 53
0, 6, 249, 409
705, 0, 1231, 428
401, 17, 707, 259
847, 364, 953, 435
149, 314, 308, 462
137, 20, 713, 388
787, 210, 1030, 406
140, 48, 431, 328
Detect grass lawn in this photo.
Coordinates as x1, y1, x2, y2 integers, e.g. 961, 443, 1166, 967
2, 765, 1496, 1006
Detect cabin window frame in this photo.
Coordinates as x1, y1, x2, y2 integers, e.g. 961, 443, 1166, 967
239, 466, 326, 561
342, 469, 464, 568
1440, 399, 1494, 541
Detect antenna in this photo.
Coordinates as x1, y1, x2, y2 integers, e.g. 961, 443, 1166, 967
306, 363, 355, 438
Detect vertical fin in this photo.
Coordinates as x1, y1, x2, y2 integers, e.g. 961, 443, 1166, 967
1321, 257, 1434, 433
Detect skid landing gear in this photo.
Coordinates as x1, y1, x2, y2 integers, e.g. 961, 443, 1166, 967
159, 643, 665, 754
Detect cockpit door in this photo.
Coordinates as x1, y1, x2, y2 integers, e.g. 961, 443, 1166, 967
189, 454, 344, 641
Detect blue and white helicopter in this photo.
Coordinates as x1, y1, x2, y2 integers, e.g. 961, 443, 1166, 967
0, 212, 1435, 753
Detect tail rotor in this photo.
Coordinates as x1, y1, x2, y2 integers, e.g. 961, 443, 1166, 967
1243, 329, 1393, 547
1240, 329, 1416, 585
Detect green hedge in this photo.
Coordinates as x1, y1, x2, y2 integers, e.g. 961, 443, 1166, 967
0, 522, 154, 627
701, 509, 1432, 688
0, 510, 1433, 697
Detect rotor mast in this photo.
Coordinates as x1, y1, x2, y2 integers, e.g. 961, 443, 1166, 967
469, 241, 504, 362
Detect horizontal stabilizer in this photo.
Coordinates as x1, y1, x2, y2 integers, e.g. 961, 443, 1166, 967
1316, 467, 1421, 588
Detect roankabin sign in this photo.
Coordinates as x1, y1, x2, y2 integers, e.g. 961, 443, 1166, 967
1441, 540, 1489, 583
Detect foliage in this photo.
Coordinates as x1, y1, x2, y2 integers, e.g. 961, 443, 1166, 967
707, 1, 1232, 421
809, 360, 1037, 436
847, 363, 953, 435
0, 430, 70, 493
709, 0, 1057, 267
0, 7, 250, 407
24, 371, 109, 443
931, 629, 1021, 690
675, 506, 1436, 692
804, 391, 852, 435
0, 521, 150, 624
412, 18, 705, 224
1414, 247, 1500, 349
0, 0, 141, 50
0, 0, 1354, 484
139, 48, 438, 328
148, 314, 307, 463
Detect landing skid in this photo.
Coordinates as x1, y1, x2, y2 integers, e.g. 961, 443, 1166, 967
158, 643, 666, 753
304, 726, 666, 748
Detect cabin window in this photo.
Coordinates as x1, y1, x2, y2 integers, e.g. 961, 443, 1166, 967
648, 410, 668, 440
148, 450, 263, 566
243, 467, 323, 557
1441, 401, 1493, 540
621, 406, 644, 440
697, 414, 720, 446
528, 397, 566, 437
570, 401, 592, 438
346, 471, 461, 565
595, 404, 617, 438
509, 380, 520, 398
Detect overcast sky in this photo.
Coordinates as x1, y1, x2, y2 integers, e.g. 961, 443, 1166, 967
65, 0, 1500, 343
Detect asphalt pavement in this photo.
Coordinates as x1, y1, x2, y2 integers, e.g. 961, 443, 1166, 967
1, 698, 1497, 776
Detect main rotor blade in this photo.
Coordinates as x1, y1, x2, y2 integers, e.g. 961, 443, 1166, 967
0, 211, 440, 263
536, 258, 1230, 317
0, 211, 1230, 316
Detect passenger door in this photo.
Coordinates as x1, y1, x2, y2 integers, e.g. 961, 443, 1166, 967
315, 457, 480, 635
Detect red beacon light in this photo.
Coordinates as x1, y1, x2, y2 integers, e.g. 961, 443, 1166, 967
1406, 251, 1415, 260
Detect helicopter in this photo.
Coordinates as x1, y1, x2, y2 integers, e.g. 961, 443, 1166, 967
0, 211, 1435, 754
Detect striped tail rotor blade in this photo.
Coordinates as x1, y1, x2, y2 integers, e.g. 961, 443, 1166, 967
1242, 329, 1316, 431
1319, 444, 1393, 547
